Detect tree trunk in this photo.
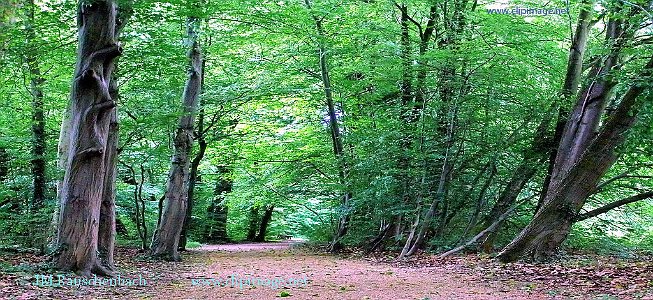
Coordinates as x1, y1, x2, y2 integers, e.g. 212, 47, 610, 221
179, 109, 207, 250
203, 166, 232, 243
254, 205, 274, 242
475, 2, 594, 252
150, 16, 202, 261
476, 113, 552, 252
246, 205, 260, 241
303, 0, 351, 252
24, 0, 46, 212
497, 55, 653, 262
98, 1, 131, 268
55, 0, 122, 276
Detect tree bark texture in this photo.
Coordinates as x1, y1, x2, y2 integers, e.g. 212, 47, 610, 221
55, 0, 122, 276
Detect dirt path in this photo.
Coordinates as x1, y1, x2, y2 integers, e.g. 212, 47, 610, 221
199, 240, 303, 252
3, 244, 649, 299
155, 247, 546, 300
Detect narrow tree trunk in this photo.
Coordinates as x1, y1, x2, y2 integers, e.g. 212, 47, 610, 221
179, 108, 207, 250
476, 113, 553, 252
55, 0, 122, 276
203, 166, 232, 243
24, 0, 46, 212
254, 205, 274, 242
304, 0, 351, 252
246, 205, 260, 241
150, 16, 202, 261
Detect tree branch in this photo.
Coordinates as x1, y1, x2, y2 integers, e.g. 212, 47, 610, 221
576, 191, 653, 221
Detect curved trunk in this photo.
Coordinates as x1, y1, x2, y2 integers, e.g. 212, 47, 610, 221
497, 56, 653, 262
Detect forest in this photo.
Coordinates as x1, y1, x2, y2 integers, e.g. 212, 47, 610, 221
0, 0, 652, 299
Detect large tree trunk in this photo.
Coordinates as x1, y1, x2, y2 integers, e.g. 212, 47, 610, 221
496, 5, 648, 261
474, 1, 594, 252
253, 205, 274, 242
150, 17, 202, 261
55, 0, 122, 276
497, 55, 653, 262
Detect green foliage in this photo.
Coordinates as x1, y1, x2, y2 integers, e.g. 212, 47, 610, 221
0, 0, 651, 260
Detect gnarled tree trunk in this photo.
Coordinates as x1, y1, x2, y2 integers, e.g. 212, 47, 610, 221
55, 0, 122, 276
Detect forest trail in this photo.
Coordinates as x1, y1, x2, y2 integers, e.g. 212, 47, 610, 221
150, 245, 547, 300
3, 245, 650, 299
198, 240, 304, 252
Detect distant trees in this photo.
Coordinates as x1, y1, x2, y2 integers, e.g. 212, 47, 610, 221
202, 166, 232, 243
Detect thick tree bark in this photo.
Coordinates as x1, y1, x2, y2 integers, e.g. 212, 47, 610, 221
97, 1, 131, 269
497, 55, 653, 262
548, 15, 628, 195
98, 110, 117, 270
254, 205, 274, 242
55, 0, 122, 276
537, 0, 593, 212
150, 17, 202, 261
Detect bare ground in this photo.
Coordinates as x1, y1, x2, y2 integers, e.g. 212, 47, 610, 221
1, 242, 651, 299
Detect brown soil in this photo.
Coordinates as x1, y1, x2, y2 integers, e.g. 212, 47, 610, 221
1, 243, 651, 299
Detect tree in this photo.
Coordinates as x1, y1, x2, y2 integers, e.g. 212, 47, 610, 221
303, 0, 352, 252
497, 3, 653, 262
23, 0, 46, 214
474, 1, 594, 252
150, 15, 203, 261
55, 0, 123, 276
